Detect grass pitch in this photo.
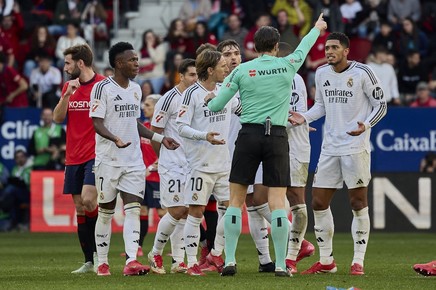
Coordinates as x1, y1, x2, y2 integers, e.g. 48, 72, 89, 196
0, 232, 434, 290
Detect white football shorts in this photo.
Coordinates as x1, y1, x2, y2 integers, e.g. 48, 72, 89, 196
184, 169, 230, 206
95, 163, 146, 203
290, 156, 309, 187
159, 170, 187, 208
313, 151, 371, 189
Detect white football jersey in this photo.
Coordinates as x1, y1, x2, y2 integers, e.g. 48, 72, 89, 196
287, 74, 310, 162
303, 61, 387, 156
90, 77, 144, 167
151, 86, 188, 174
176, 81, 241, 173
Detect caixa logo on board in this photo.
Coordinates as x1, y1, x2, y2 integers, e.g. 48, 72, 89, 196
68, 100, 91, 110
375, 129, 436, 151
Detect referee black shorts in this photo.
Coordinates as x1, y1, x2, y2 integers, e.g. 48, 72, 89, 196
230, 124, 290, 187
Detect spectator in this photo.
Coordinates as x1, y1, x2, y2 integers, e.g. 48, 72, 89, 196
0, 51, 28, 108
238, 0, 273, 28
28, 108, 66, 170
0, 26, 14, 67
165, 18, 195, 58
421, 0, 436, 35
352, 0, 387, 39
275, 10, 299, 50
29, 52, 62, 109
387, 0, 420, 27
396, 17, 429, 58
161, 52, 184, 94
1, 149, 31, 231
52, 144, 67, 171
23, 25, 57, 78
102, 66, 114, 77
221, 14, 248, 59
137, 29, 168, 94
179, 0, 212, 32
207, 0, 239, 40
193, 21, 218, 48
141, 80, 154, 103
367, 46, 401, 106
55, 22, 86, 69
372, 20, 395, 54
398, 50, 429, 105
409, 81, 436, 108
49, 0, 85, 36
244, 13, 271, 60
271, 0, 313, 38
81, 0, 108, 47
0, 0, 13, 17
340, 0, 362, 36
0, 2, 24, 66
420, 152, 436, 173
311, 0, 344, 33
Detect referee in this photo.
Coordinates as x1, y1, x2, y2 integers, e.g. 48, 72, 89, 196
206, 14, 328, 277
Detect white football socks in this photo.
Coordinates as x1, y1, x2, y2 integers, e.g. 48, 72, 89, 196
256, 202, 272, 224
314, 207, 335, 265
171, 218, 186, 263
247, 205, 272, 265
95, 207, 114, 266
287, 204, 308, 261
152, 213, 178, 255
123, 202, 141, 264
211, 215, 225, 257
184, 215, 202, 267
351, 207, 370, 266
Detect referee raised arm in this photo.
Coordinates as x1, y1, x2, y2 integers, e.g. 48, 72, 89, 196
207, 14, 328, 277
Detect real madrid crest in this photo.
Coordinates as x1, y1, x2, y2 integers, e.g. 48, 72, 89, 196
99, 192, 104, 201
134, 92, 139, 101
192, 193, 198, 201
173, 195, 180, 202
347, 78, 353, 88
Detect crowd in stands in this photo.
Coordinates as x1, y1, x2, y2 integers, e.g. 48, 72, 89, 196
1, 0, 436, 231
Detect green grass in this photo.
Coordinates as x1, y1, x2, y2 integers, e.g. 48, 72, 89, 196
0, 232, 434, 290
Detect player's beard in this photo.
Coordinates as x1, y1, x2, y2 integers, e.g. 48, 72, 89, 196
69, 64, 81, 79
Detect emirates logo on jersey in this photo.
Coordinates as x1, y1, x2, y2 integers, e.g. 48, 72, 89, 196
249, 69, 256, 77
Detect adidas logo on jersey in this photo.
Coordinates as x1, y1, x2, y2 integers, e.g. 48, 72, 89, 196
356, 179, 364, 185
114, 95, 123, 101
323, 80, 331, 87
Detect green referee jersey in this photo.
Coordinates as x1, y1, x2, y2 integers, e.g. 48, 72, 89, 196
208, 27, 320, 127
